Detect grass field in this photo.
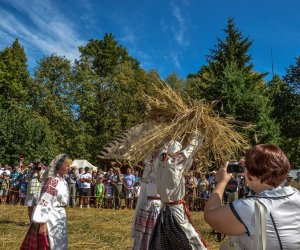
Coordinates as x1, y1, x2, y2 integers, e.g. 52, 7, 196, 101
0, 204, 221, 250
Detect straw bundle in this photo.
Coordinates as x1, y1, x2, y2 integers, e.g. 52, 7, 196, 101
123, 83, 250, 170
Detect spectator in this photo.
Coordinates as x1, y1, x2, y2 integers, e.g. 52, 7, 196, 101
134, 178, 141, 206
123, 167, 135, 209
18, 166, 28, 205
75, 167, 84, 203
104, 176, 113, 208
9, 164, 22, 204
66, 167, 78, 207
94, 176, 105, 208
0, 172, 9, 204
90, 170, 98, 207
204, 144, 300, 249
225, 174, 240, 202
97, 169, 104, 178
208, 171, 216, 194
3, 164, 11, 177
295, 172, 300, 183
111, 167, 123, 210
238, 174, 249, 198
198, 172, 209, 211
24, 161, 43, 222
186, 170, 198, 210
284, 174, 295, 186
19, 156, 25, 168
79, 167, 92, 208
106, 167, 114, 181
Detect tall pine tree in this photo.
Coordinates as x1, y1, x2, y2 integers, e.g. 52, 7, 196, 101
186, 18, 279, 144
0, 39, 31, 109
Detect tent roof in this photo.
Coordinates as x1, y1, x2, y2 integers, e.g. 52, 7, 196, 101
71, 159, 97, 171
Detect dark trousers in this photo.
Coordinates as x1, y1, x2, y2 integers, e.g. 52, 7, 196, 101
112, 184, 122, 209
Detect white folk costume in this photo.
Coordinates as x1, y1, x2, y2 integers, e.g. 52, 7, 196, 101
132, 153, 161, 250
230, 185, 300, 249
21, 154, 70, 250
149, 134, 208, 250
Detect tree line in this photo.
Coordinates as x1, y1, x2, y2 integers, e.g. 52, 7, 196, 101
0, 18, 299, 168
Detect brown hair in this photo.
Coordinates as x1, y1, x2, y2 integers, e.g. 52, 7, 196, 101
245, 144, 291, 187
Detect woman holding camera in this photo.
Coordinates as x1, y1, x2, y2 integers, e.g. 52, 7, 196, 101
204, 144, 300, 249
21, 154, 72, 250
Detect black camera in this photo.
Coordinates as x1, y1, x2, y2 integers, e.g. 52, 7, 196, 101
227, 162, 244, 173
32, 159, 42, 171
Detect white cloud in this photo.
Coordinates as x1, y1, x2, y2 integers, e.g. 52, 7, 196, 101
171, 52, 182, 70
0, 0, 84, 62
170, 3, 189, 47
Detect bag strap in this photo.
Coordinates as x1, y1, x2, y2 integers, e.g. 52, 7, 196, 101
254, 200, 267, 250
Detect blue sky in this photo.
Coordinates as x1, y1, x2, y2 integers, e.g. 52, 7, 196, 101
1, 0, 300, 80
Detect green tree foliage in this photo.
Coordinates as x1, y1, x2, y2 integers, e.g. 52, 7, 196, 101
268, 59, 300, 167
0, 39, 31, 109
4, 29, 300, 165
284, 56, 300, 93
285, 57, 300, 166
165, 72, 185, 92
186, 18, 280, 144
0, 40, 58, 164
0, 108, 58, 164
30, 54, 76, 154
74, 34, 151, 161
78, 33, 140, 78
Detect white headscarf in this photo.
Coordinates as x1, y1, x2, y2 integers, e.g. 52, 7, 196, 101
42, 153, 70, 180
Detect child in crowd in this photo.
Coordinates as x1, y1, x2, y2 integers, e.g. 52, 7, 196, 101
19, 177, 28, 205
0, 172, 9, 204
95, 177, 105, 208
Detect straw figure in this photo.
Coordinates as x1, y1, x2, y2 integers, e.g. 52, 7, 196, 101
123, 82, 250, 171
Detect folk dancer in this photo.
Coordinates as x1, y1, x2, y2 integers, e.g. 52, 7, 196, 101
132, 152, 161, 250
149, 133, 208, 250
21, 154, 72, 250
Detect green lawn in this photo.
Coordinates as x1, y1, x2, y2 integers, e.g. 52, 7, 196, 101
0, 204, 221, 249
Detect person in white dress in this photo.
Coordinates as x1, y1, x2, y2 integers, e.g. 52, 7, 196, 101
132, 152, 161, 250
21, 154, 72, 250
149, 132, 208, 250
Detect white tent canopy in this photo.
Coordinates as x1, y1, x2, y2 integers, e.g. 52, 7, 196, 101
71, 159, 97, 171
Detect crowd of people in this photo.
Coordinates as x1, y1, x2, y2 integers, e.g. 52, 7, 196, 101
0, 159, 142, 210
1, 158, 300, 212
1, 147, 300, 250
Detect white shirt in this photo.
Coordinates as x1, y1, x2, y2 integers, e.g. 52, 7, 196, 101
4, 169, 11, 177
231, 186, 300, 249
79, 172, 92, 188
156, 134, 203, 202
